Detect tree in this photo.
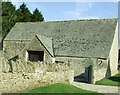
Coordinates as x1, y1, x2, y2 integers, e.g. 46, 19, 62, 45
2, 2, 16, 37
16, 3, 32, 22
32, 8, 44, 22
2, 2, 45, 38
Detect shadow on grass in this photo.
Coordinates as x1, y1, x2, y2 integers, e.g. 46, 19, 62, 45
95, 74, 120, 86
109, 77, 120, 82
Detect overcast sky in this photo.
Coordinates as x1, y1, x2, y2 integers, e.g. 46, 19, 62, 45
11, 2, 118, 21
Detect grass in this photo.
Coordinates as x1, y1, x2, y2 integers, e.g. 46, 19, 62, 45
28, 83, 102, 94
95, 74, 120, 86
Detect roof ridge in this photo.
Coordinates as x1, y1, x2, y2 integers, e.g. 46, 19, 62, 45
46, 18, 117, 22
15, 18, 118, 24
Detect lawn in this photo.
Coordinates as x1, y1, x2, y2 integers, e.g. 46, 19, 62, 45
28, 83, 102, 94
95, 74, 120, 86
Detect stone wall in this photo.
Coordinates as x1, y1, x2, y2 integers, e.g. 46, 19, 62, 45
3, 36, 111, 84
3, 40, 29, 59
55, 57, 94, 77
109, 22, 118, 76
93, 59, 108, 83
55, 57, 108, 83
18, 36, 52, 64
1, 53, 109, 84
1, 70, 74, 93
0, 58, 74, 93
3, 37, 53, 66
4, 56, 108, 84
1, 58, 72, 73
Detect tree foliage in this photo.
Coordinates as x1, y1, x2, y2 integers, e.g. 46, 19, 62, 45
2, 2, 44, 38
2, 2, 16, 37
16, 3, 32, 22
32, 8, 44, 22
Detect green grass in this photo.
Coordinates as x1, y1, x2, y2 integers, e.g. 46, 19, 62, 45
28, 83, 102, 94
95, 74, 120, 86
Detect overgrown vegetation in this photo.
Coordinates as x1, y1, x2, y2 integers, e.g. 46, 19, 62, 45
28, 83, 102, 94
95, 74, 120, 86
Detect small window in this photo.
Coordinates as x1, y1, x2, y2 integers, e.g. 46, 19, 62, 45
28, 51, 44, 62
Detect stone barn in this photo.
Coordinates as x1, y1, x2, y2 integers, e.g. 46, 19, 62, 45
3, 19, 118, 83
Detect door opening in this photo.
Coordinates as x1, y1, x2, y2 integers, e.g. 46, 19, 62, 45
27, 51, 44, 62
74, 65, 93, 84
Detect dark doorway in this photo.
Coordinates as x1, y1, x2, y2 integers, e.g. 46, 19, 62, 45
118, 50, 120, 70
28, 51, 44, 62
87, 65, 93, 83
74, 65, 93, 84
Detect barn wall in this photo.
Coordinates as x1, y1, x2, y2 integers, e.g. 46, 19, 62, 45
55, 57, 108, 83
109, 22, 118, 76
93, 59, 108, 83
3, 40, 29, 59
19, 37, 52, 64
55, 57, 94, 77
3, 39, 109, 83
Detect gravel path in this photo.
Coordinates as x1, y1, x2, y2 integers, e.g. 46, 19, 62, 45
71, 82, 120, 95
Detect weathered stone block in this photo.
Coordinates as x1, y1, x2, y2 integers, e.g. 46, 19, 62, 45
27, 61, 34, 73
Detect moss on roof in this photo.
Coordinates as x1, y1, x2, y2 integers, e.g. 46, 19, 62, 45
4, 19, 117, 58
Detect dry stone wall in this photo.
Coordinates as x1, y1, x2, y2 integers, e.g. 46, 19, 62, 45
0, 58, 74, 93
1, 57, 73, 73
3, 40, 29, 59
0, 70, 74, 93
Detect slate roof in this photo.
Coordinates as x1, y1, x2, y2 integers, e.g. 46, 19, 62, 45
36, 34, 54, 56
4, 19, 117, 58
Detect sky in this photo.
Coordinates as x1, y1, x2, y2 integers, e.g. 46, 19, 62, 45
11, 2, 118, 21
